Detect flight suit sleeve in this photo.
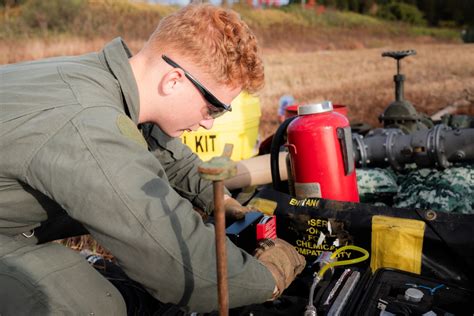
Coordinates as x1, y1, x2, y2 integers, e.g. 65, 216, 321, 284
143, 123, 230, 215
24, 107, 275, 312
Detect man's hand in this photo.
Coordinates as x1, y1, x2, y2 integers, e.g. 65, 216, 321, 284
253, 238, 306, 300
223, 195, 254, 221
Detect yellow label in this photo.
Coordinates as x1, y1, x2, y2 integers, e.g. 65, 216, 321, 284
182, 134, 218, 154
371, 215, 425, 274
289, 197, 320, 207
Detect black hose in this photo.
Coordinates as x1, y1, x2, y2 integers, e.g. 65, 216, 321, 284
271, 116, 297, 192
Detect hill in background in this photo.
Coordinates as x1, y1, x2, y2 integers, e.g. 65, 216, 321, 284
0, 0, 464, 51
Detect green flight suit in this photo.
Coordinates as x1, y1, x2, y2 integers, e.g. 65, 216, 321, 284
0, 37, 275, 314
142, 123, 220, 216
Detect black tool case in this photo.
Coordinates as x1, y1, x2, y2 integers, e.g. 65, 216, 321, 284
224, 187, 474, 315
350, 268, 474, 315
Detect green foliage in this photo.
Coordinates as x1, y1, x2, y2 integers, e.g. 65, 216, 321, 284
336, 0, 348, 11
330, 10, 382, 27
277, 4, 326, 27
377, 2, 427, 26
461, 27, 474, 43
248, 0, 474, 27
0, 0, 26, 7
240, 6, 308, 28
348, 0, 359, 12
276, 4, 381, 28
21, 0, 85, 32
75, 0, 175, 39
0, 0, 459, 43
411, 25, 462, 40
0, 0, 176, 39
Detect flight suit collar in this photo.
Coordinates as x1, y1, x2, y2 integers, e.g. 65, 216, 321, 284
100, 37, 140, 124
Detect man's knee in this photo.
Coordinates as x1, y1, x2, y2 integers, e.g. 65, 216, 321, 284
0, 237, 126, 315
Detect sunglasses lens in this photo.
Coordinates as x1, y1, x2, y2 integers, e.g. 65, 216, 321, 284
201, 90, 229, 118
207, 103, 226, 119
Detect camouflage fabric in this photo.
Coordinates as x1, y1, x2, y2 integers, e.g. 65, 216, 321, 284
357, 168, 398, 205
356, 165, 474, 214
394, 164, 474, 214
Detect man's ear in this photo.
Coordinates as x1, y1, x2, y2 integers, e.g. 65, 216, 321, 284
160, 68, 186, 96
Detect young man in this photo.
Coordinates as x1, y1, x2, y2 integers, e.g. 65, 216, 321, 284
0, 4, 305, 314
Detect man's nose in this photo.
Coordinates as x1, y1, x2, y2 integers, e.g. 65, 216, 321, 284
199, 118, 214, 130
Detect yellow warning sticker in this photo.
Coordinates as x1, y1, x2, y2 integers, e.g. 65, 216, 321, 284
371, 215, 425, 274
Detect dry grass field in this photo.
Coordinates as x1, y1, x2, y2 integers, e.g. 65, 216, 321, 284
2, 37, 473, 140
259, 42, 474, 138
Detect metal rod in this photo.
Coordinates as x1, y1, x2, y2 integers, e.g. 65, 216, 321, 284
198, 143, 235, 315
213, 180, 229, 315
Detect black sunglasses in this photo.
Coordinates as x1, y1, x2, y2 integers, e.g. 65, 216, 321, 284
162, 55, 232, 119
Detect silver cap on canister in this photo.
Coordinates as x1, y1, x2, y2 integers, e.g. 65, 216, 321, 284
298, 101, 333, 116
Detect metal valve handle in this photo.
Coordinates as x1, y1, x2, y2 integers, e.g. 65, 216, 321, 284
382, 50, 416, 60
382, 50, 416, 76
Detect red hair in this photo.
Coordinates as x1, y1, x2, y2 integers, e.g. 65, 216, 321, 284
146, 4, 264, 93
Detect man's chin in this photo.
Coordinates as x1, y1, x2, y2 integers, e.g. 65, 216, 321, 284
163, 128, 193, 138
158, 129, 181, 138
170, 131, 183, 138
172, 130, 188, 138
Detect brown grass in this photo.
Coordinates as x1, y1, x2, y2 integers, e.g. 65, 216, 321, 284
57, 235, 116, 261
258, 42, 474, 138
0, 36, 146, 64
2, 34, 473, 256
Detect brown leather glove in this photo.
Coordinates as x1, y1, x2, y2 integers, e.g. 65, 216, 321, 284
253, 238, 306, 299
223, 196, 253, 221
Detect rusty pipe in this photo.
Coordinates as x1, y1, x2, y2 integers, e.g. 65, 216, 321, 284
198, 144, 236, 315
213, 180, 228, 315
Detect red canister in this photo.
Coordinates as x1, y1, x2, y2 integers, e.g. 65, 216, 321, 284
286, 101, 359, 202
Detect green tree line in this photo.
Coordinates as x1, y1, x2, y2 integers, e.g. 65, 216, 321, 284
2, 0, 472, 27
299, 0, 473, 26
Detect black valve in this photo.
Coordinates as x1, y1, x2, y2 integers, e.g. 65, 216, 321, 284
378, 49, 429, 132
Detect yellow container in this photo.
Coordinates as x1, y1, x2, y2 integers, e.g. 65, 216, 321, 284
180, 91, 261, 161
